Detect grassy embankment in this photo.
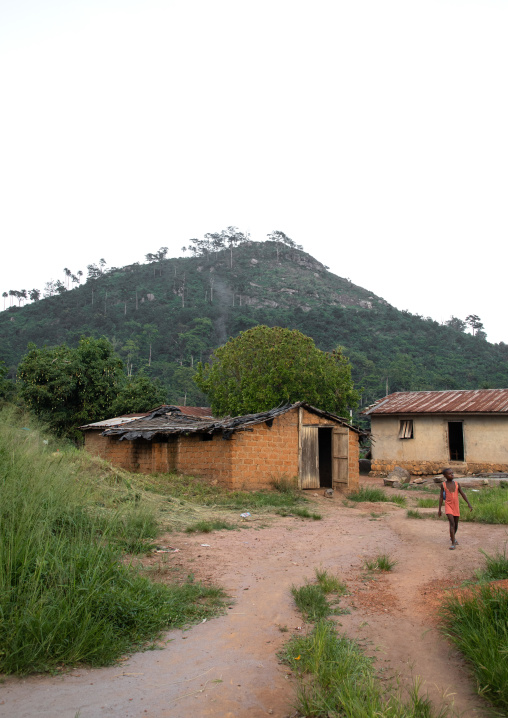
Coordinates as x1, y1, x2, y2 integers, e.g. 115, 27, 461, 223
0, 408, 309, 675
281, 567, 450, 717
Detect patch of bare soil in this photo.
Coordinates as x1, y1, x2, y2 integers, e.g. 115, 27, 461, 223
2, 483, 507, 718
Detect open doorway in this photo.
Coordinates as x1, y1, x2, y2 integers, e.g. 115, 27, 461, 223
318, 428, 332, 488
448, 422, 464, 461
300, 425, 348, 489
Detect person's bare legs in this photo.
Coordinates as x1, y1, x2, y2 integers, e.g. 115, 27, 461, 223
447, 514, 458, 548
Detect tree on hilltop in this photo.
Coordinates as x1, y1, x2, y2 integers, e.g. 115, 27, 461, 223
194, 325, 359, 417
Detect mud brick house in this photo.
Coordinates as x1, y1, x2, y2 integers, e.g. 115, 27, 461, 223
363, 389, 508, 475
80, 403, 361, 491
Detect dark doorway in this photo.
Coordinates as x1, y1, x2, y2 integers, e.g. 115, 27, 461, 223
318, 428, 333, 488
448, 422, 464, 461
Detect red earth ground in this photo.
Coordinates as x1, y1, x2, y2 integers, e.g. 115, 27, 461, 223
2, 477, 507, 718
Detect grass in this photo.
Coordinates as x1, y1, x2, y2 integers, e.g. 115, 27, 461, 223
417, 498, 438, 508
282, 621, 450, 718
347, 485, 407, 507
315, 568, 347, 596
458, 486, 508, 524
407, 509, 425, 519
185, 519, 236, 533
365, 554, 397, 572
0, 409, 227, 674
440, 584, 508, 713
291, 570, 349, 621
284, 570, 450, 717
476, 545, 508, 581
292, 507, 322, 520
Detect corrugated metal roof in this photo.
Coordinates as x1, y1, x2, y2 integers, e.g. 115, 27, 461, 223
363, 389, 508, 415
100, 402, 362, 441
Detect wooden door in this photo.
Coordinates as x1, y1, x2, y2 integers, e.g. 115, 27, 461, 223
332, 426, 349, 485
300, 426, 319, 489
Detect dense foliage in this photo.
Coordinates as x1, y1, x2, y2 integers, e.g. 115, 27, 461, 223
17, 337, 165, 436
195, 325, 359, 416
2, 237, 508, 412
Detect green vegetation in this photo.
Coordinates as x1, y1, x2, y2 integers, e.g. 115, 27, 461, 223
2, 239, 508, 416
17, 337, 165, 438
185, 519, 236, 533
417, 498, 438, 508
347, 485, 407, 506
476, 546, 508, 581
150, 470, 307, 513
292, 507, 322, 520
284, 572, 449, 717
0, 410, 227, 674
195, 325, 359, 416
407, 509, 425, 519
291, 583, 331, 621
441, 584, 508, 712
315, 568, 348, 595
364, 554, 397, 572
459, 486, 508, 524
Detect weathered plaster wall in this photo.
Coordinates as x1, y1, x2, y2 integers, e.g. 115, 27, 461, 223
370, 415, 508, 475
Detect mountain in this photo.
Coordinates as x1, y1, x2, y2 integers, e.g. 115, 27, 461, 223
1, 240, 507, 409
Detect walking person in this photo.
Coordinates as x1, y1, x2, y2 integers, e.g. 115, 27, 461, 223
438, 468, 473, 549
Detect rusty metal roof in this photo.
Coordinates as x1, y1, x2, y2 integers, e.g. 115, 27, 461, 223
79, 405, 213, 430
99, 402, 362, 441
363, 389, 508, 416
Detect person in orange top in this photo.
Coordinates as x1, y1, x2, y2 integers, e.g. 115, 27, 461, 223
438, 468, 473, 549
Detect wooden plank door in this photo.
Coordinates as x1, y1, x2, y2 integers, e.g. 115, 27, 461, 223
332, 426, 349, 485
300, 426, 319, 489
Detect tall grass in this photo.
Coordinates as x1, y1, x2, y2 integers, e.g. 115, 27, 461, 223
477, 545, 508, 580
440, 585, 508, 712
0, 410, 226, 673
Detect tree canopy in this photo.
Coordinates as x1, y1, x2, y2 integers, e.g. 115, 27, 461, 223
17, 337, 166, 437
194, 325, 359, 417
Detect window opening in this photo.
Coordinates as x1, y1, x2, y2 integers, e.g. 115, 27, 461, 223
398, 420, 413, 439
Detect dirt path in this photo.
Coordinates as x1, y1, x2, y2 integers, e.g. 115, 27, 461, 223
2, 489, 506, 718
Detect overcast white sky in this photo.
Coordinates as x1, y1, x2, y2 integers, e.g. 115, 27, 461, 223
1, 0, 507, 343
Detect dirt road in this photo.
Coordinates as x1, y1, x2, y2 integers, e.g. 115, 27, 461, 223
2, 488, 505, 717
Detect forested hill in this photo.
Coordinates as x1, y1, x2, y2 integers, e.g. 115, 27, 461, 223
1, 239, 507, 408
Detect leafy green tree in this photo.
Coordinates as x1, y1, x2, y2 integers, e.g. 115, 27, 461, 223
0, 359, 15, 403
194, 325, 359, 417
110, 372, 167, 415
445, 316, 466, 332
465, 314, 484, 336
17, 337, 124, 437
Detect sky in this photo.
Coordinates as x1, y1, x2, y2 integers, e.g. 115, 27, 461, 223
1, 0, 507, 343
